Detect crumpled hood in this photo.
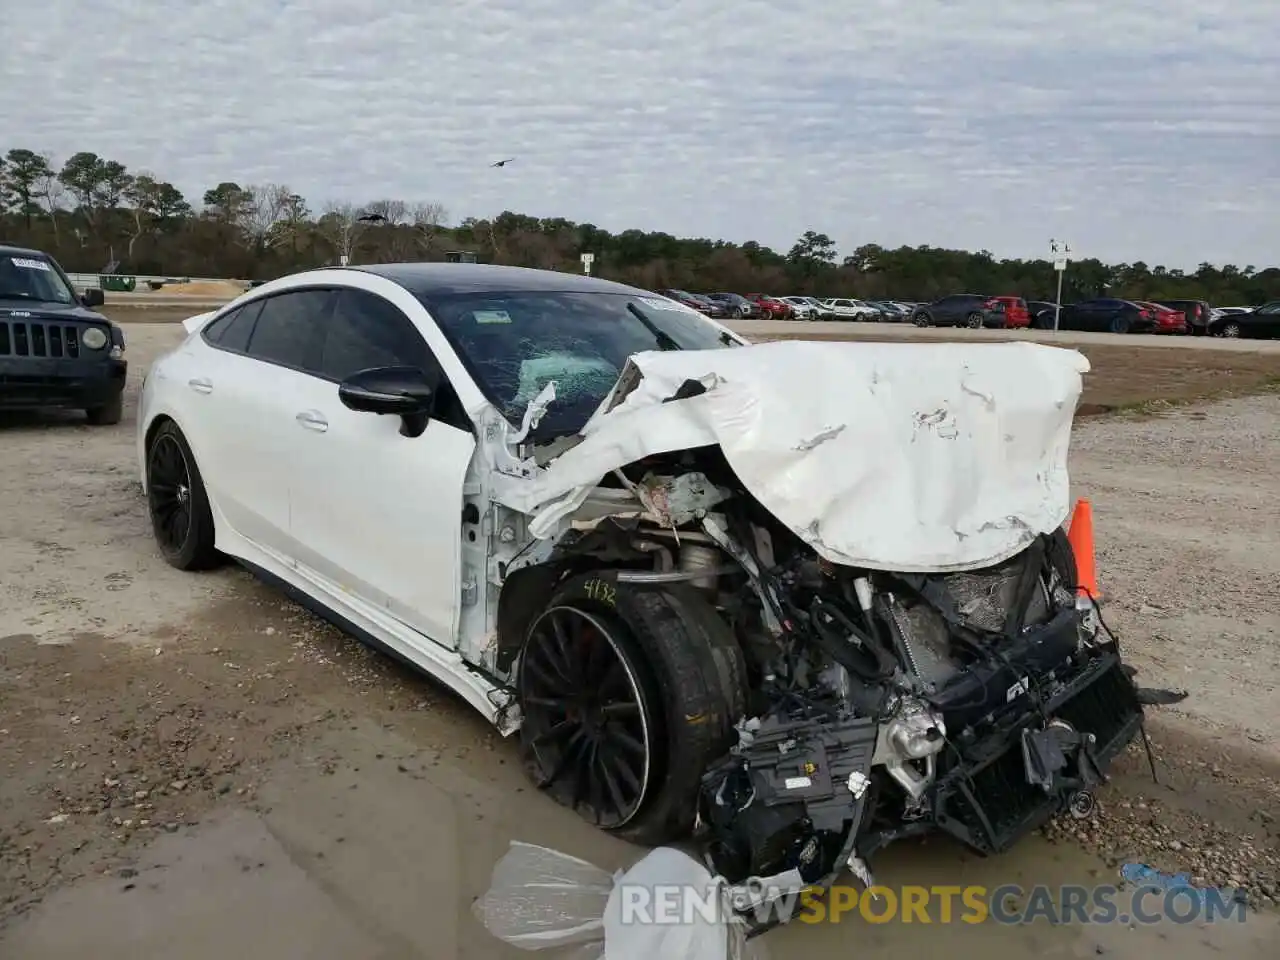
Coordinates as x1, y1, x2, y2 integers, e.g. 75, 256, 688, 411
498, 338, 1090, 573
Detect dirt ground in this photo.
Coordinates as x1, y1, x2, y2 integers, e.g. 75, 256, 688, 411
1, 323, 1277, 958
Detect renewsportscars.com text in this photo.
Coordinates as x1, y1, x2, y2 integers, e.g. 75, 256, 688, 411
618, 882, 1250, 926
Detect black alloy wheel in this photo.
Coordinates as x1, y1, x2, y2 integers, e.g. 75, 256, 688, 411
147, 432, 195, 556
519, 605, 653, 829
966, 311, 983, 328
145, 422, 220, 570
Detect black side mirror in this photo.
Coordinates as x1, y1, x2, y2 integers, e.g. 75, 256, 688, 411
81, 288, 105, 308
338, 365, 439, 437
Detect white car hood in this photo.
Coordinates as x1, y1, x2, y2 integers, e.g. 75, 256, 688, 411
498, 338, 1090, 573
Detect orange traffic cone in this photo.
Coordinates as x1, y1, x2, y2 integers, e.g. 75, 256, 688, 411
1067, 498, 1101, 600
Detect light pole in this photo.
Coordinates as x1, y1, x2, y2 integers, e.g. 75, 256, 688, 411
1050, 239, 1071, 331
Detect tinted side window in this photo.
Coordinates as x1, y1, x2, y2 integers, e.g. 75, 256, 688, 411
201, 305, 239, 343
245, 290, 334, 370
204, 300, 263, 353
319, 289, 429, 381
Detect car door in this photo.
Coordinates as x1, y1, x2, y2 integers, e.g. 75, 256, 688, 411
1068, 300, 1098, 331
1255, 301, 1280, 337
933, 296, 963, 325
184, 289, 337, 559
285, 286, 477, 649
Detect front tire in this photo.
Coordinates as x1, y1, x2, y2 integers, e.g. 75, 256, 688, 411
145, 421, 221, 570
85, 393, 123, 426
517, 575, 746, 846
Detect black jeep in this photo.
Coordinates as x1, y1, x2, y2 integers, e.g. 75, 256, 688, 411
0, 245, 126, 425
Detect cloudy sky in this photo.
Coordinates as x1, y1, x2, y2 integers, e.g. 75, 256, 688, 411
5, 0, 1277, 267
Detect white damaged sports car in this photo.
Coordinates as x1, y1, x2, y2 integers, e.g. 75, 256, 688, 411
139, 263, 1145, 931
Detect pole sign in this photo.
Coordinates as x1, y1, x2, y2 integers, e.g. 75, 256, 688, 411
581, 252, 594, 275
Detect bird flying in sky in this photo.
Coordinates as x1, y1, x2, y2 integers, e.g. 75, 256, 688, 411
490, 158, 515, 167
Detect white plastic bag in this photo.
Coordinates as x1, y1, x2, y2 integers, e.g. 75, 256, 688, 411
473, 841, 768, 960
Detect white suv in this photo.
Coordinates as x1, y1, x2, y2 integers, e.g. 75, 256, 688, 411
823, 298, 878, 321
778, 296, 818, 320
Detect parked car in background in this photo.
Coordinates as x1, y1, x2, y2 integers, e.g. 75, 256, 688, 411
0, 244, 127, 424
1147, 299, 1208, 335
658, 289, 731, 319
1211, 305, 1253, 320
988, 296, 1031, 328
865, 300, 908, 322
1054, 299, 1154, 334
1133, 301, 1189, 335
690, 293, 733, 319
910, 294, 1005, 328
800, 296, 835, 319
659, 288, 714, 315
744, 293, 793, 319
706, 292, 762, 318
1207, 300, 1280, 338
823, 298, 878, 321
1027, 301, 1060, 328
778, 296, 819, 320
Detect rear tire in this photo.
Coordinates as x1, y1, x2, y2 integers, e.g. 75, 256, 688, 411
517, 574, 746, 846
145, 421, 222, 570
1109, 315, 1132, 334
85, 394, 123, 426
965, 312, 983, 329
1221, 322, 1242, 338
913, 312, 930, 327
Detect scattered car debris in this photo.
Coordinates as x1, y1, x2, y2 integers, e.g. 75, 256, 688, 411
473, 840, 765, 959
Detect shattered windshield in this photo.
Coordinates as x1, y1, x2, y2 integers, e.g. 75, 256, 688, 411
418, 290, 739, 439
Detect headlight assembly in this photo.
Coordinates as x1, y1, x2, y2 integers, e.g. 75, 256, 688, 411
82, 327, 108, 350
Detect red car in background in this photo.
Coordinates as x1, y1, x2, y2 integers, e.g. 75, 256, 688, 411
1134, 301, 1189, 334
989, 295, 1031, 328
745, 293, 793, 319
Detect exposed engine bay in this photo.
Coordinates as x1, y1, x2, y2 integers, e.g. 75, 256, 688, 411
499, 441, 1146, 935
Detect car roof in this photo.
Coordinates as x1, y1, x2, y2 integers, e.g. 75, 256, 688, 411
348, 262, 651, 298
0, 243, 49, 258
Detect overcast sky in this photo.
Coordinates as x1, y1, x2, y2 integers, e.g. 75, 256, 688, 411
5, 0, 1277, 268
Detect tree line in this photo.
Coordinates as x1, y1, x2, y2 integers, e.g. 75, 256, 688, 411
2, 146, 1276, 305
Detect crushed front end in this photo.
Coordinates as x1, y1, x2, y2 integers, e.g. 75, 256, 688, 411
691, 520, 1145, 933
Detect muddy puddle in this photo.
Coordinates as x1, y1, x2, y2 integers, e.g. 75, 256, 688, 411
5, 707, 1274, 959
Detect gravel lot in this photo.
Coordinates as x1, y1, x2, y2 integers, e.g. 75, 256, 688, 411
1, 322, 1277, 958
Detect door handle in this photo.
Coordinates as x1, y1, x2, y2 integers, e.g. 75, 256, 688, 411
295, 410, 328, 432
188, 377, 213, 394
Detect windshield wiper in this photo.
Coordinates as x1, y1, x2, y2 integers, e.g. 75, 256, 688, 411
626, 302, 682, 351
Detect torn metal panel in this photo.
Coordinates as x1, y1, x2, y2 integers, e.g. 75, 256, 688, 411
497, 339, 1090, 573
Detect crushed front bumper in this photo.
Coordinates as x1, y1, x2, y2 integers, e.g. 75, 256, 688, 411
703, 644, 1144, 937
930, 651, 1143, 855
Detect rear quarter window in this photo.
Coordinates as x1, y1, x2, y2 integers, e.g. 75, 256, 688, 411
203, 301, 263, 353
